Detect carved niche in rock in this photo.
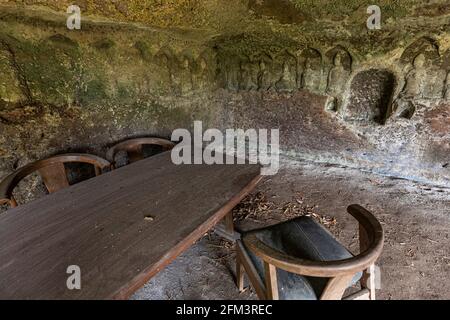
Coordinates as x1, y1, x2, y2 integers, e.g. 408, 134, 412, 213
239, 55, 259, 91
155, 48, 215, 95
400, 37, 445, 99
423, 64, 447, 99
343, 69, 396, 124
401, 54, 427, 99
274, 50, 298, 92
154, 47, 214, 95
257, 53, 274, 91
154, 47, 178, 92
400, 37, 440, 65
217, 50, 300, 92
299, 48, 323, 93
191, 51, 213, 91
217, 54, 240, 91
178, 50, 196, 95
326, 46, 352, 99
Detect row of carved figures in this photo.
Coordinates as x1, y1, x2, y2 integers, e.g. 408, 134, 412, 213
153, 45, 354, 96
155, 37, 450, 103
216, 39, 450, 101
216, 46, 353, 96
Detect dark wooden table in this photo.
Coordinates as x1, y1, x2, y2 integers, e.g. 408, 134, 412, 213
0, 151, 262, 299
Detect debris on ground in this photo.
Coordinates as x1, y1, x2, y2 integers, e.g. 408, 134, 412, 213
232, 191, 275, 221
232, 191, 337, 228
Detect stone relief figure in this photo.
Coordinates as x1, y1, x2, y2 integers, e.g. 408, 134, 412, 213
400, 37, 440, 65
399, 37, 444, 100
401, 54, 427, 99
216, 54, 240, 91
275, 61, 296, 91
444, 50, 450, 100
275, 51, 297, 92
223, 55, 240, 91
258, 60, 270, 91
178, 55, 194, 95
321, 46, 352, 111
301, 48, 322, 92
239, 56, 259, 91
422, 60, 446, 99
192, 55, 209, 91
154, 48, 177, 91
257, 53, 273, 91
296, 59, 304, 90
326, 46, 352, 99
326, 50, 352, 98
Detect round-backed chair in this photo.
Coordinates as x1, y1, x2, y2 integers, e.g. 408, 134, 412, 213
0, 153, 111, 208
235, 204, 384, 300
106, 137, 175, 169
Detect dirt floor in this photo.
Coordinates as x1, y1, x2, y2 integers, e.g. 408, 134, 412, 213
132, 160, 450, 300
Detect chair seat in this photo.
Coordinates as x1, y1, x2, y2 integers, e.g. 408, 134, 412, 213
242, 216, 361, 300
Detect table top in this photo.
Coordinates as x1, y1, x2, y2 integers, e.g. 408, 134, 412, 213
0, 151, 262, 299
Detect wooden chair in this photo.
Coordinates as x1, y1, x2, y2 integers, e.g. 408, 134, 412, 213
235, 204, 384, 300
0, 153, 111, 208
106, 137, 175, 168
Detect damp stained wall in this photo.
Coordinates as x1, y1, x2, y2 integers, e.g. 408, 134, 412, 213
0, 0, 449, 190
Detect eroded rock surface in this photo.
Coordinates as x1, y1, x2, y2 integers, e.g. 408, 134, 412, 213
0, 1, 449, 196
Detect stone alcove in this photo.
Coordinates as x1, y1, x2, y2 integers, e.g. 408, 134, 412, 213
342, 69, 397, 124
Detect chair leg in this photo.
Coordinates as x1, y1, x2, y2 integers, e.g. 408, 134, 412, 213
264, 262, 279, 300
235, 240, 266, 299
320, 274, 355, 300
224, 211, 235, 234
236, 255, 245, 292
361, 264, 377, 300
359, 222, 377, 300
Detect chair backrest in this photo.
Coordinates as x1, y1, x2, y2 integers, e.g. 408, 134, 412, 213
242, 204, 384, 299
0, 153, 111, 208
106, 137, 175, 167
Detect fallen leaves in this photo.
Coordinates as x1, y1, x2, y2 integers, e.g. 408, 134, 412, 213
307, 212, 337, 227
232, 191, 275, 221
232, 191, 337, 228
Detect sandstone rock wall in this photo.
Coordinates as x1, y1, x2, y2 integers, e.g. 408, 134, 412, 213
0, 1, 449, 193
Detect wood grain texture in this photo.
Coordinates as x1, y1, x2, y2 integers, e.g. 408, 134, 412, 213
236, 255, 245, 292
242, 204, 384, 278
0, 151, 262, 300
38, 163, 70, 193
235, 240, 266, 299
320, 274, 354, 300
238, 205, 384, 300
263, 262, 279, 300
106, 137, 175, 168
343, 288, 370, 300
0, 153, 110, 208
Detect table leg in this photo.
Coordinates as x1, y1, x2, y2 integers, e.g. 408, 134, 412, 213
214, 211, 240, 241
224, 211, 235, 234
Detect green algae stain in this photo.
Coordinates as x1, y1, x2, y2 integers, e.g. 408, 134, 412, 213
1, 34, 82, 107
77, 78, 109, 106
